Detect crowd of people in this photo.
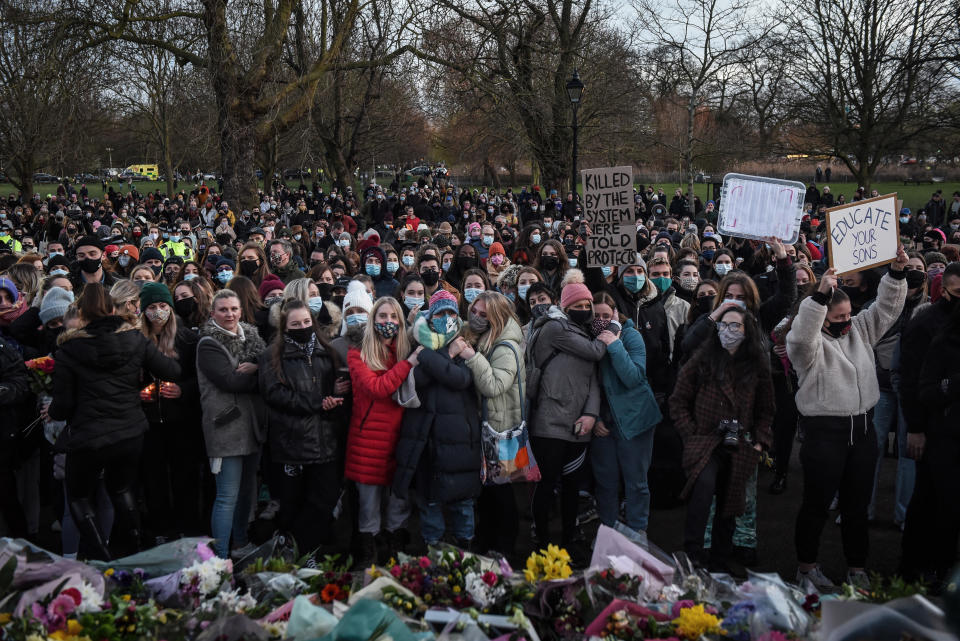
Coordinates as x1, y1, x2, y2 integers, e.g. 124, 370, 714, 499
0, 176, 958, 595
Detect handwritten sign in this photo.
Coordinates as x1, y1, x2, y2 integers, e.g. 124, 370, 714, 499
582, 166, 636, 267
825, 194, 900, 275
717, 173, 805, 243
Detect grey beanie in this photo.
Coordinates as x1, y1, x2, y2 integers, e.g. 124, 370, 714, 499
39, 287, 74, 324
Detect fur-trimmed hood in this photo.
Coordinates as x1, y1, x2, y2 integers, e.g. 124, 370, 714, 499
268, 300, 342, 339
56, 316, 141, 369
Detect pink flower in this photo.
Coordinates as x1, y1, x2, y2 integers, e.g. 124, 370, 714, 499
61, 587, 82, 606
47, 594, 78, 621
390, 566, 402, 578
482, 571, 498, 587
670, 600, 696, 619
418, 557, 431, 569
31, 602, 49, 626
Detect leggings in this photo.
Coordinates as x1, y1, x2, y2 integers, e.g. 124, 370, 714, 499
531, 436, 588, 546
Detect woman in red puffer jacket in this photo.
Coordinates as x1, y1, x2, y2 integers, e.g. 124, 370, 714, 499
346, 296, 422, 567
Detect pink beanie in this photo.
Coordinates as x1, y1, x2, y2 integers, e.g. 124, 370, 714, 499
560, 282, 592, 310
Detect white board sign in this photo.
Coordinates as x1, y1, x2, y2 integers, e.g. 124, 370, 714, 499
581, 166, 636, 267
825, 193, 900, 275
717, 173, 805, 243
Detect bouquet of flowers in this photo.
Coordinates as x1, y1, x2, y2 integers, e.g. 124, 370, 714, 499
524, 544, 573, 583
24, 356, 54, 395
179, 555, 233, 603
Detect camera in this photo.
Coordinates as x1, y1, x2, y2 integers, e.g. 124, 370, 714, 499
717, 419, 742, 450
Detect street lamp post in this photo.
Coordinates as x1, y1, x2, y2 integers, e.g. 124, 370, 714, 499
566, 70, 585, 195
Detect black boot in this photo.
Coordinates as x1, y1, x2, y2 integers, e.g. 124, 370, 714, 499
354, 533, 377, 569
68, 498, 112, 561
387, 528, 410, 559
110, 490, 142, 559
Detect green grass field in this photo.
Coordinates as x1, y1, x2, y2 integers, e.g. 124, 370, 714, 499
3, 179, 954, 213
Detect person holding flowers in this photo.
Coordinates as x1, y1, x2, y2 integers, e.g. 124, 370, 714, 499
48, 282, 182, 560
393, 289, 481, 548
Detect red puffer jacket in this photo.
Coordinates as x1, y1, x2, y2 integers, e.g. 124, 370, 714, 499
345, 345, 412, 485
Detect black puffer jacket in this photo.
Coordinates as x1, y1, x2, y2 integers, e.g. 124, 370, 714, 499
49, 316, 181, 451
393, 347, 480, 503
258, 338, 345, 465
142, 325, 200, 427
0, 335, 31, 443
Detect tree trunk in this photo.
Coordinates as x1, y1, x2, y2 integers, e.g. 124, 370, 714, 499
162, 121, 175, 198
685, 96, 696, 215
11, 154, 35, 203
219, 108, 259, 208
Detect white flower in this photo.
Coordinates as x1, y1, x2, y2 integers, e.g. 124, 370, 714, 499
199, 588, 257, 614
259, 620, 288, 639
75, 581, 105, 613
180, 556, 233, 597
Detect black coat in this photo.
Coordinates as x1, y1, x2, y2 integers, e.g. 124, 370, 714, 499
917, 327, 960, 439
48, 316, 181, 451
393, 346, 481, 504
142, 325, 200, 428
899, 298, 953, 434
258, 338, 345, 465
0, 335, 31, 443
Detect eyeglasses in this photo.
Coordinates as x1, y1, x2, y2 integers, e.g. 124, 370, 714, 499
717, 321, 743, 332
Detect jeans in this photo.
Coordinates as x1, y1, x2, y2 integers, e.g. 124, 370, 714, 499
893, 404, 915, 525
794, 414, 876, 568
684, 452, 735, 564
211, 454, 259, 558
417, 497, 475, 545
869, 390, 897, 520
591, 429, 654, 532
705, 467, 757, 549
356, 483, 410, 535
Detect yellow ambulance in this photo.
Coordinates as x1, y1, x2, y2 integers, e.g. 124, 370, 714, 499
125, 164, 159, 179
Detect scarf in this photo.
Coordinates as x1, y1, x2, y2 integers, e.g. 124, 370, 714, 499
200, 319, 266, 363
413, 315, 458, 350
285, 333, 317, 359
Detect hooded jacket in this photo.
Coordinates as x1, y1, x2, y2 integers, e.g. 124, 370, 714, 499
49, 316, 181, 451
787, 271, 907, 417
463, 317, 525, 433
525, 306, 605, 443
599, 320, 662, 440
360, 245, 399, 299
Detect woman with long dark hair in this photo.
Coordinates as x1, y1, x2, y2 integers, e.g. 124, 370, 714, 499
48, 283, 181, 559
669, 305, 774, 573
258, 299, 347, 555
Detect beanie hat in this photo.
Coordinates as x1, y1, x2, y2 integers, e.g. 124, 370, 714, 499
634, 253, 647, 270
39, 287, 74, 324
339, 280, 374, 335
164, 255, 184, 267
140, 247, 164, 263
104, 244, 119, 256
258, 274, 285, 300
215, 255, 236, 271
560, 281, 592, 310
47, 255, 71, 272
139, 281, 174, 309
467, 222, 481, 235
120, 244, 140, 261
0, 277, 20, 303
75, 235, 103, 251
438, 222, 453, 234
655, 231, 672, 243
924, 251, 948, 267
428, 289, 459, 318
362, 228, 380, 242
488, 242, 505, 257
926, 228, 947, 243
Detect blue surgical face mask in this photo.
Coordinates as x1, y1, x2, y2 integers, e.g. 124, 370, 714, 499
365, 263, 381, 277
48, 251, 63, 258
701, 249, 715, 261
308, 296, 325, 314
900, 216, 909, 224
169, 235, 180, 243
386, 260, 399, 274
404, 296, 424, 310
530, 233, 541, 244
517, 284, 530, 302
568, 257, 578, 268
50, 268, 69, 277
464, 287, 483, 303
623, 274, 646, 293
217, 270, 233, 283
601, 266, 613, 278
714, 263, 733, 276
723, 297, 747, 309
402, 255, 415, 267
482, 235, 494, 246
183, 272, 198, 281
346, 313, 368, 327
442, 261, 451, 272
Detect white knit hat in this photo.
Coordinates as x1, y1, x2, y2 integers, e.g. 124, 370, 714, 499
339, 280, 373, 335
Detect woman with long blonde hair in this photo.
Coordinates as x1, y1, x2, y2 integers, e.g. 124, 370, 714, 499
454, 291, 525, 558
137, 282, 206, 540
345, 296, 421, 568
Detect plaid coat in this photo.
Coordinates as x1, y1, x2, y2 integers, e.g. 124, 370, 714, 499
669, 359, 775, 517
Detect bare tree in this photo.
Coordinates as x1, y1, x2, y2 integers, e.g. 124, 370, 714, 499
633, 0, 772, 213
785, 0, 956, 190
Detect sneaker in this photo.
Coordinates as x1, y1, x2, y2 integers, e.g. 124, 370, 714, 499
796, 565, 836, 592
259, 500, 281, 521
230, 542, 258, 560
846, 569, 870, 590
577, 506, 598, 525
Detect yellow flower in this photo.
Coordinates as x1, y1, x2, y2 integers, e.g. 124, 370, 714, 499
104, 568, 115, 577
157, 613, 167, 624
452, 586, 461, 594
121, 595, 131, 602
0, 612, 10, 624
672, 604, 724, 640
50, 620, 84, 640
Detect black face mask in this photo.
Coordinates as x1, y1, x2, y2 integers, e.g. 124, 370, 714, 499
696, 296, 714, 315
905, 270, 926, 289
150, 264, 162, 276
316, 283, 334, 299
567, 308, 593, 326
540, 255, 559, 271
455, 256, 475, 271
287, 326, 315, 344
239, 260, 258, 277
530, 303, 551, 320
78, 257, 101, 274
824, 319, 851, 338
174, 297, 197, 318
421, 270, 440, 286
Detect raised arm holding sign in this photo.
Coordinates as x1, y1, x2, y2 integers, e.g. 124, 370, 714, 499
825, 193, 900, 275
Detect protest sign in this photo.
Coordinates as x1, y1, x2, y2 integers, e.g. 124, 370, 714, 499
825, 193, 900, 274
582, 165, 636, 267
716, 173, 806, 243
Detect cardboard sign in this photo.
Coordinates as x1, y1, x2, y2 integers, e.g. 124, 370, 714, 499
717, 173, 805, 243
581, 166, 636, 267
825, 194, 900, 275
